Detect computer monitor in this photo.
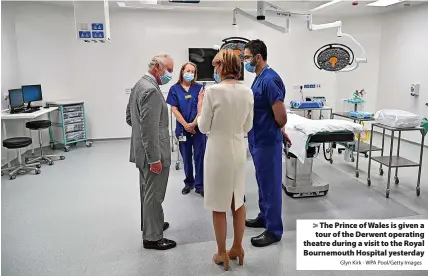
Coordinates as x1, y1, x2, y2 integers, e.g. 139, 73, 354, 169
8, 89, 24, 110
22, 84, 43, 108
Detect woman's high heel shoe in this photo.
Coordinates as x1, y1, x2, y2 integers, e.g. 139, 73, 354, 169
213, 253, 230, 271
227, 247, 245, 265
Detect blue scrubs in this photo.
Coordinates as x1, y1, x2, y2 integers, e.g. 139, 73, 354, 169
248, 67, 285, 238
166, 83, 206, 192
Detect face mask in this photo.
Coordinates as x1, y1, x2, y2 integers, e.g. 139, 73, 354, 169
213, 71, 222, 83
183, 73, 194, 82
159, 69, 173, 85
244, 61, 256, 73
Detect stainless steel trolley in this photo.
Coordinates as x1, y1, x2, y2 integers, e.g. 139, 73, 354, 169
367, 123, 425, 198
332, 112, 382, 177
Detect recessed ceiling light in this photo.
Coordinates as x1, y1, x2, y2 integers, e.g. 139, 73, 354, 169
367, 0, 405, 7
117, 2, 126, 8
310, 0, 344, 12
140, 0, 158, 4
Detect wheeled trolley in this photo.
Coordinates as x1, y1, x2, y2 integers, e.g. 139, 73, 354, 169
332, 112, 382, 177
367, 123, 425, 198
46, 100, 92, 152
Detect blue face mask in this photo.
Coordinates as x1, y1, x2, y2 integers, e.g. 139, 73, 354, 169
159, 69, 173, 85
244, 61, 256, 73
213, 71, 222, 83
183, 73, 194, 82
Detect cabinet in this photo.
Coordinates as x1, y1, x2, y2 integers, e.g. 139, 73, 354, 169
46, 100, 92, 152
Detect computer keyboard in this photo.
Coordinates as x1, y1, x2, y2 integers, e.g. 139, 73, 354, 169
11, 107, 40, 114
22, 109, 37, 113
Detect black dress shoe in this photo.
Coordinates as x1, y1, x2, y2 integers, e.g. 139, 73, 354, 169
143, 238, 177, 250
251, 231, 281, 247
163, 222, 169, 231
182, 185, 193, 195
195, 190, 204, 197
245, 217, 265, 228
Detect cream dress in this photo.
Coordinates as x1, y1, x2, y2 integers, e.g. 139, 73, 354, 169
197, 83, 254, 212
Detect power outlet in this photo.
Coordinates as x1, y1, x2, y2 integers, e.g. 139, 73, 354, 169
125, 88, 132, 94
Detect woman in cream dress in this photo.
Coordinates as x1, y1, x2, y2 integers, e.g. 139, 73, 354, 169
197, 49, 254, 270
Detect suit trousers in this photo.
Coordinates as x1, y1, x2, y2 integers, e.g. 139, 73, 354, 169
139, 165, 170, 241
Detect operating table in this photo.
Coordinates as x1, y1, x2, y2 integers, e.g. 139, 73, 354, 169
282, 114, 364, 198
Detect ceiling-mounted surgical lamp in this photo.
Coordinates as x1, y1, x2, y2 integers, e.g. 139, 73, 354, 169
232, 0, 367, 72
233, 8, 287, 33
306, 14, 367, 72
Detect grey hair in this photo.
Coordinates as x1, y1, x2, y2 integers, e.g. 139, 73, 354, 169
148, 53, 171, 69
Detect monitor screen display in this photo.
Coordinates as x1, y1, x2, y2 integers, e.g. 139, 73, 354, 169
22, 84, 43, 103
188, 48, 244, 81
9, 89, 24, 109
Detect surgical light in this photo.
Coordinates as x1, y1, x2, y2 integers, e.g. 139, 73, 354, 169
367, 0, 405, 7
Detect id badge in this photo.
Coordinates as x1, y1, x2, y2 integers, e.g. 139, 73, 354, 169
178, 135, 187, 142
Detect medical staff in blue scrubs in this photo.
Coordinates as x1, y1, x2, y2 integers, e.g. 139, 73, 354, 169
244, 40, 289, 247
166, 62, 206, 197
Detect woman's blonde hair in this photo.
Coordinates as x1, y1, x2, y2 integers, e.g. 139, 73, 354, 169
212, 49, 241, 80
177, 62, 198, 84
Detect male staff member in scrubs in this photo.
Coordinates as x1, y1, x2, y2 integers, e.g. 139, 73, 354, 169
126, 53, 176, 250
167, 62, 206, 197
244, 40, 288, 247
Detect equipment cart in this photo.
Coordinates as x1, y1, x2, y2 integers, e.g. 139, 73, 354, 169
367, 123, 425, 198
46, 100, 92, 152
332, 112, 382, 177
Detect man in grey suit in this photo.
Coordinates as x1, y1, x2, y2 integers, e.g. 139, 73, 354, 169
126, 53, 176, 250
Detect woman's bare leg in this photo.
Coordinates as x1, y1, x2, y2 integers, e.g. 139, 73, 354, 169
212, 211, 227, 254
231, 194, 246, 250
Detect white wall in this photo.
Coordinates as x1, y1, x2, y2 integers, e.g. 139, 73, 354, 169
1, 2, 23, 162
3, 1, 427, 150
376, 4, 428, 145
4, 1, 340, 141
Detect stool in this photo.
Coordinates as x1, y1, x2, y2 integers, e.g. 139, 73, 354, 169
1, 137, 41, 180
26, 120, 65, 166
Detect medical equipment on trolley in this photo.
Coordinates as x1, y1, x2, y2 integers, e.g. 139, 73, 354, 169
343, 89, 366, 112
283, 114, 364, 198
232, 1, 367, 72
290, 100, 324, 109
374, 109, 422, 129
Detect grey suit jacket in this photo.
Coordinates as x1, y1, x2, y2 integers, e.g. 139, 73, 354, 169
126, 75, 171, 170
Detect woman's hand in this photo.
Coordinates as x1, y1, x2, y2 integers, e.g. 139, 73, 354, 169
197, 91, 204, 115
184, 123, 196, 134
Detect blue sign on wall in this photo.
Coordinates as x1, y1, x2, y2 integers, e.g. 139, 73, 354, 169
92, 31, 105, 39
92, 23, 104, 30
79, 31, 91, 39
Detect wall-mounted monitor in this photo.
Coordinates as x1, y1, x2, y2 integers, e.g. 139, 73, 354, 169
188, 48, 244, 82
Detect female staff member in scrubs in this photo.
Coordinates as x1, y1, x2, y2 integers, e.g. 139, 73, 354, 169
166, 62, 206, 197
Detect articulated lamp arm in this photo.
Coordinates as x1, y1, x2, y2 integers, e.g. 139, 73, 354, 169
307, 15, 367, 72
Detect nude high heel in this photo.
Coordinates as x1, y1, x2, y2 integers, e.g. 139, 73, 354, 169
227, 247, 245, 265
213, 253, 230, 271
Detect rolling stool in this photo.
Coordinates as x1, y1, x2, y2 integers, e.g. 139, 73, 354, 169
26, 120, 65, 166
1, 137, 41, 180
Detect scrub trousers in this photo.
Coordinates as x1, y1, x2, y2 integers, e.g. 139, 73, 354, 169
179, 130, 206, 192
249, 143, 284, 238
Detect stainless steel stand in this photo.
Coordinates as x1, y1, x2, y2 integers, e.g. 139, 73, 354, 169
332, 112, 381, 177
367, 123, 425, 198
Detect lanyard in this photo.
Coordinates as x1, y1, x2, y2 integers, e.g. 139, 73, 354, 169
252, 65, 269, 89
